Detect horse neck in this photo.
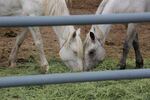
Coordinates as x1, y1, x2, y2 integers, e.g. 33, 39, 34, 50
95, 0, 109, 14
92, 0, 113, 43
45, 0, 75, 47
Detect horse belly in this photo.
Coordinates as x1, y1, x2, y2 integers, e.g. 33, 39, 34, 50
0, 0, 22, 16
145, 0, 150, 12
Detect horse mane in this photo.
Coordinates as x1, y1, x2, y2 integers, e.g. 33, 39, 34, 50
44, 0, 83, 58
44, 0, 70, 16
96, 0, 109, 14
44, 0, 75, 48
84, 33, 92, 48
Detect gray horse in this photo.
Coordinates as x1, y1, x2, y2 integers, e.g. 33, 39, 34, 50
84, 0, 149, 70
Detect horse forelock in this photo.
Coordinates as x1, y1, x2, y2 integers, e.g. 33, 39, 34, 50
62, 31, 72, 48
84, 33, 91, 48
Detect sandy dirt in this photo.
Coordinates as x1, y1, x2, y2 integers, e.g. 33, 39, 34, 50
0, 0, 149, 67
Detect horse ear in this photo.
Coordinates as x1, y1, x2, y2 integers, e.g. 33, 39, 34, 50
72, 28, 80, 38
90, 32, 95, 41
72, 31, 76, 38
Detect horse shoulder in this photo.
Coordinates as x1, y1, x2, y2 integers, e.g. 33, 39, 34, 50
21, 0, 44, 15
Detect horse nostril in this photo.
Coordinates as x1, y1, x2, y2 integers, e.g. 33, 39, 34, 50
89, 51, 94, 55
89, 49, 96, 57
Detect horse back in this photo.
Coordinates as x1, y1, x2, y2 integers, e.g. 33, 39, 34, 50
102, 0, 147, 14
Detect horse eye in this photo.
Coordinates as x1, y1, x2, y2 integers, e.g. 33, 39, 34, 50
73, 51, 77, 56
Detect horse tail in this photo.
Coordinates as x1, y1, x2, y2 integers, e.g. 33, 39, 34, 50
96, 0, 109, 14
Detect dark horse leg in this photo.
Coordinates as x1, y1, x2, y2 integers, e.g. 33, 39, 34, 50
132, 33, 143, 68
118, 23, 143, 69
118, 38, 130, 69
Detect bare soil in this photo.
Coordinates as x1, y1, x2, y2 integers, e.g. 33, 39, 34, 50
0, 0, 149, 67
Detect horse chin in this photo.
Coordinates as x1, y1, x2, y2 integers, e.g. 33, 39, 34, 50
83, 55, 100, 70
59, 49, 83, 71
64, 60, 83, 71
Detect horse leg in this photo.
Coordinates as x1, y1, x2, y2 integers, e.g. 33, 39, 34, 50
118, 39, 130, 69
28, 26, 49, 73
133, 33, 143, 69
118, 23, 136, 69
9, 28, 28, 68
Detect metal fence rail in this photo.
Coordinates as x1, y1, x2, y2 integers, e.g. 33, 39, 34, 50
0, 13, 150, 27
0, 13, 150, 88
0, 69, 150, 88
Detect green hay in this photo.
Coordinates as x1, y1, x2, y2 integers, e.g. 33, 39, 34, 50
0, 58, 150, 100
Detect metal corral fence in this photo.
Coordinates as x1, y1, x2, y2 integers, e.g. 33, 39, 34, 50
0, 13, 150, 88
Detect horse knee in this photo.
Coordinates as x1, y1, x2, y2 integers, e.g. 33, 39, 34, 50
123, 41, 130, 52
34, 40, 43, 48
118, 41, 130, 70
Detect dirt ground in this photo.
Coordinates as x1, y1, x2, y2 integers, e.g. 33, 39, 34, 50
0, 0, 149, 67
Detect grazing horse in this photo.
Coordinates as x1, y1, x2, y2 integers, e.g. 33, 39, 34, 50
0, 0, 83, 73
84, 0, 149, 70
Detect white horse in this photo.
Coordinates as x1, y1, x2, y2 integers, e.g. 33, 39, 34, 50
84, 0, 149, 70
0, 0, 83, 73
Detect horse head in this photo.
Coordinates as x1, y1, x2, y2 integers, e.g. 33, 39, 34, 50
83, 26, 106, 70
59, 28, 84, 71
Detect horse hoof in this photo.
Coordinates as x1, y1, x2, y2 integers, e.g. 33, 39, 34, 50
72, 67, 83, 72
40, 65, 49, 74
135, 61, 144, 69
9, 62, 17, 68
117, 64, 126, 70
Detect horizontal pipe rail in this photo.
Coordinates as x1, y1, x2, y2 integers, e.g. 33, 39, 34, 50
0, 69, 150, 88
0, 13, 150, 27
